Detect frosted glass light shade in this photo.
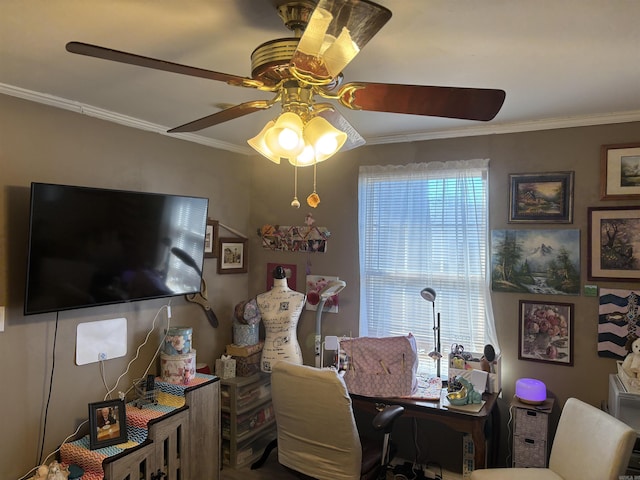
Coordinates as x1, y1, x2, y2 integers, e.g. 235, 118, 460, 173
295, 143, 316, 166
247, 120, 280, 164
265, 112, 305, 157
304, 116, 347, 161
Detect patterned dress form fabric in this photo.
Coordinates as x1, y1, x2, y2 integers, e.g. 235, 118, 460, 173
257, 277, 305, 372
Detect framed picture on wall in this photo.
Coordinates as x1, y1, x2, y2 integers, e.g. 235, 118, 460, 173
204, 219, 219, 258
588, 206, 640, 281
518, 300, 573, 366
508, 171, 574, 223
266, 263, 297, 290
217, 238, 248, 274
600, 142, 640, 200
89, 399, 127, 450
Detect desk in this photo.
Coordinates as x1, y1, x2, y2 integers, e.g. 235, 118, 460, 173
351, 388, 500, 470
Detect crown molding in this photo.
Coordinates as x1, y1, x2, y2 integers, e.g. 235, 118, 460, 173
3, 83, 639, 154
0, 83, 252, 155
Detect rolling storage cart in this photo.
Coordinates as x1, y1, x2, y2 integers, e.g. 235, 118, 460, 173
220, 373, 276, 468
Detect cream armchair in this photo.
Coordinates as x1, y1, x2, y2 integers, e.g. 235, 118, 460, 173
471, 397, 636, 480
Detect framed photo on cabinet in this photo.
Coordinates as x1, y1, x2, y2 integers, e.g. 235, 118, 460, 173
89, 399, 127, 450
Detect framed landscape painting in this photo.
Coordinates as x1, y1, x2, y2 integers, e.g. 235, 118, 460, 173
588, 206, 640, 281
600, 142, 640, 200
508, 171, 574, 223
491, 229, 580, 295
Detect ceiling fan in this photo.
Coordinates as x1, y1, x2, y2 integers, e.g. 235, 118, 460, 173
66, 0, 505, 164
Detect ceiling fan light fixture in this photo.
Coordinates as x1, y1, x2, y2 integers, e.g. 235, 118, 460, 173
247, 120, 281, 164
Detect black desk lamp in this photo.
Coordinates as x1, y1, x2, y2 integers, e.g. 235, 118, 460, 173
421, 287, 441, 377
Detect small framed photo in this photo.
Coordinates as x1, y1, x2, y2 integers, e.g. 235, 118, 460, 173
89, 399, 127, 450
600, 142, 640, 200
519, 300, 573, 366
588, 206, 640, 281
204, 219, 219, 258
508, 171, 574, 223
217, 238, 248, 274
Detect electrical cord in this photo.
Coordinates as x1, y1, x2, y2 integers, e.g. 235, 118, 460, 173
19, 420, 88, 480
506, 403, 514, 466
37, 311, 59, 466
22, 302, 172, 479
104, 301, 172, 401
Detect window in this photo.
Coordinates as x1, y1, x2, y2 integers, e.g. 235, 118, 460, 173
358, 159, 498, 378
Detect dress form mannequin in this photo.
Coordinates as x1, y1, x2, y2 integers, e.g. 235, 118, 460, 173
257, 266, 305, 372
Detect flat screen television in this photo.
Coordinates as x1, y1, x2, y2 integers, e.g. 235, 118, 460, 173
24, 182, 209, 315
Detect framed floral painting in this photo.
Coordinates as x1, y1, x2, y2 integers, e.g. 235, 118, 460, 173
519, 300, 573, 366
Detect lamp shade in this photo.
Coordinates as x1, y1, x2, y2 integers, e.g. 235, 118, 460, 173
304, 115, 347, 161
420, 287, 436, 303
293, 141, 316, 166
265, 112, 305, 157
247, 120, 280, 164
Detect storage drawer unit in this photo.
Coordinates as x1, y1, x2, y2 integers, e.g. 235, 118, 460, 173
511, 397, 553, 468
221, 373, 276, 468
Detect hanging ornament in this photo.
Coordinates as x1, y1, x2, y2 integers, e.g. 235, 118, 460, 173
306, 158, 321, 208
291, 160, 300, 208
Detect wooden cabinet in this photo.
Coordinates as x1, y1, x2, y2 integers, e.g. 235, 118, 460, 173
511, 397, 554, 468
104, 408, 189, 480
61, 375, 220, 480
184, 377, 220, 479
220, 373, 276, 468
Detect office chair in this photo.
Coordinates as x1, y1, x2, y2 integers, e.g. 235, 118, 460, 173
470, 397, 636, 480
270, 361, 405, 480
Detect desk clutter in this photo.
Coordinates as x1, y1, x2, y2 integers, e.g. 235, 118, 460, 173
448, 346, 502, 394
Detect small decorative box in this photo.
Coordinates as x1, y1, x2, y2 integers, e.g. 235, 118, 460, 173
234, 351, 261, 377
215, 355, 236, 379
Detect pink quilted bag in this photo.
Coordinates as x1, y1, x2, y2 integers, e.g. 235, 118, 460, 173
341, 334, 418, 397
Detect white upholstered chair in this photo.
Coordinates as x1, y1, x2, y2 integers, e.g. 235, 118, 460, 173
471, 397, 636, 480
269, 361, 404, 480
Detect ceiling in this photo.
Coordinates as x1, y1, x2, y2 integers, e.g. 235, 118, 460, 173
2, 0, 639, 156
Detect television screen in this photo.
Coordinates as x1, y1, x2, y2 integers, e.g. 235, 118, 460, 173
24, 183, 209, 315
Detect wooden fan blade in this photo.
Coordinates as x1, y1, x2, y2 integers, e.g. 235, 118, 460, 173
337, 82, 506, 121
290, 0, 391, 85
317, 109, 365, 151
66, 41, 267, 89
168, 100, 272, 133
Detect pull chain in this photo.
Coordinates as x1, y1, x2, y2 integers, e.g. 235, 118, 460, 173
291, 160, 300, 208
306, 158, 320, 208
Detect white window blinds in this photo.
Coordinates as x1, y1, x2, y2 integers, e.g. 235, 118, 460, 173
358, 159, 498, 377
